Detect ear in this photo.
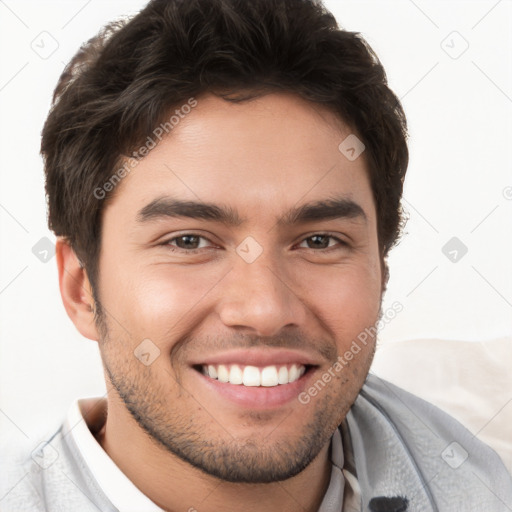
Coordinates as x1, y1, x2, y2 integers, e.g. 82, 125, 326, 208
56, 238, 100, 341
380, 253, 390, 296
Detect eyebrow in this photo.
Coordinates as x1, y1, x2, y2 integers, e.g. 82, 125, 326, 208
136, 196, 367, 226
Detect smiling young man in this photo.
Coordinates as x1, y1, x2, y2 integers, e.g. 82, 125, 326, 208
2, 0, 511, 511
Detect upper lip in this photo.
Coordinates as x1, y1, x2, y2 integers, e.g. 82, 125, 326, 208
190, 348, 323, 368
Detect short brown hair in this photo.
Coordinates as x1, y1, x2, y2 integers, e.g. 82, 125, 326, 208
41, 0, 408, 291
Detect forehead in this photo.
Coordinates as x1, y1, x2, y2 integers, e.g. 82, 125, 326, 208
105, 92, 375, 226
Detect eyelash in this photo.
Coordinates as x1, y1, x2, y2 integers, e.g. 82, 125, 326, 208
162, 233, 348, 254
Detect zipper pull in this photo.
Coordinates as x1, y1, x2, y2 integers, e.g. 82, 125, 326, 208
369, 496, 408, 511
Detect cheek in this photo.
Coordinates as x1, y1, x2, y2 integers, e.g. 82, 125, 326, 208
101, 264, 224, 338
292, 258, 382, 343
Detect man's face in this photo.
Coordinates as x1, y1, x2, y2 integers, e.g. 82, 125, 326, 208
94, 93, 383, 483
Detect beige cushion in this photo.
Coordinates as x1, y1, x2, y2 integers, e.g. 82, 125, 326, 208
370, 337, 512, 475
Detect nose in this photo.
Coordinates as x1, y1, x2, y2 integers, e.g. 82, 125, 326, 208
216, 252, 307, 337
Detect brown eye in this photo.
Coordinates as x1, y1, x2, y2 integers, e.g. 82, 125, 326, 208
306, 235, 330, 249
299, 234, 346, 250
165, 234, 212, 252
173, 235, 201, 249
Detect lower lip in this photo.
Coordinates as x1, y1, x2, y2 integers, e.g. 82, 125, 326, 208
194, 367, 315, 409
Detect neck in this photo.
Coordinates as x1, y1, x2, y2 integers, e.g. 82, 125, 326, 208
96, 397, 333, 512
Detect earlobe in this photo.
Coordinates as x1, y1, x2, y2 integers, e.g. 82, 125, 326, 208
56, 238, 100, 341
380, 255, 390, 296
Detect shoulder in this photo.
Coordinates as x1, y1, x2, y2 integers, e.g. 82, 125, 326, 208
0, 422, 112, 512
346, 373, 512, 510
0, 435, 50, 512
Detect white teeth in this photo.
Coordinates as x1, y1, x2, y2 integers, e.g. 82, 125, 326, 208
289, 364, 300, 382
261, 366, 278, 387
208, 365, 218, 379
203, 363, 306, 387
277, 366, 289, 384
217, 364, 229, 383
243, 366, 261, 387
229, 364, 243, 385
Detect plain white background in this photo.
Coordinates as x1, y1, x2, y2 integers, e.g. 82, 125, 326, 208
0, 0, 511, 444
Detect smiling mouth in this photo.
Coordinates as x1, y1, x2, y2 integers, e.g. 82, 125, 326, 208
195, 363, 311, 387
